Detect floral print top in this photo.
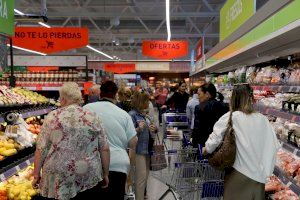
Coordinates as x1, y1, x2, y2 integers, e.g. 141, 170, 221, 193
37, 105, 108, 200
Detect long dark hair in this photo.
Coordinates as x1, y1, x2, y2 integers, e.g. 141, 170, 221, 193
230, 84, 255, 114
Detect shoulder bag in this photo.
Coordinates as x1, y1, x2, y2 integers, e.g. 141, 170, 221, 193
208, 112, 236, 171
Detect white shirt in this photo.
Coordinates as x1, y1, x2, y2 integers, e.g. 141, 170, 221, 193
84, 102, 137, 175
186, 94, 199, 129
205, 111, 280, 183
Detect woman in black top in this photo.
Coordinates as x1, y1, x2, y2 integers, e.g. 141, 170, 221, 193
192, 83, 228, 147
166, 81, 189, 112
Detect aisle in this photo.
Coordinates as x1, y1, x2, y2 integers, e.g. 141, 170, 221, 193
147, 175, 175, 200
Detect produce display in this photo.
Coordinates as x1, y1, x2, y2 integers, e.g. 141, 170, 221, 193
25, 117, 43, 135
0, 86, 50, 106
0, 165, 38, 200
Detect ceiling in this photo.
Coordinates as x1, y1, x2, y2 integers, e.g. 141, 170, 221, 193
15, 0, 226, 60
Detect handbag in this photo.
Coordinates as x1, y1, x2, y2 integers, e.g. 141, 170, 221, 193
208, 112, 236, 171
150, 134, 167, 171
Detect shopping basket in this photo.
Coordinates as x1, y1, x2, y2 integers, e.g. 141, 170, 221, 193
151, 141, 225, 200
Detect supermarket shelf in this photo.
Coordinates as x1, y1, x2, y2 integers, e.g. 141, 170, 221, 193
273, 166, 300, 195
279, 139, 300, 158
0, 106, 56, 123
22, 86, 83, 91
254, 104, 300, 124
217, 85, 300, 93
252, 85, 300, 93
0, 155, 34, 182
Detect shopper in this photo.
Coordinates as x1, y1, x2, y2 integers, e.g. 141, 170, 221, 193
192, 83, 228, 147
204, 84, 279, 200
32, 82, 110, 200
117, 87, 133, 112
84, 80, 138, 200
129, 91, 157, 200
186, 86, 199, 130
166, 81, 189, 112
154, 84, 168, 123
88, 84, 101, 103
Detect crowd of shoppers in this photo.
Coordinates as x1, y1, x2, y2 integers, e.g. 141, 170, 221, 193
33, 80, 278, 200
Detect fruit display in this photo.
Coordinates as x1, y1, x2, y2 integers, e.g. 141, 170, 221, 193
11, 88, 49, 104
0, 86, 30, 106
0, 166, 38, 200
25, 117, 43, 135
0, 86, 50, 106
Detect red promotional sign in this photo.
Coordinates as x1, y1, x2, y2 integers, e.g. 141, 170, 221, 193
27, 66, 59, 72
142, 40, 188, 60
12, 27, 89, 54
195, 38, 204, 61
104, 63, 135, 74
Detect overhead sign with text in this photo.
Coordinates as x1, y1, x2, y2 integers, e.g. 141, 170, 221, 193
220, 0, 256, 41
12, 27, 89, 54
142, 40, 188, 60
0, 0, 14, 35
195, 37, 204, 61
104, 63, 135, 74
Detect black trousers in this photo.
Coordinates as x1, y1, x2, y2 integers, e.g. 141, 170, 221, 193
33, 171, 127, 200
100, 171, 127, 200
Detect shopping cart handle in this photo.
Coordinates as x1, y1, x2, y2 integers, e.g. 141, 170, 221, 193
167, 149, 177, 154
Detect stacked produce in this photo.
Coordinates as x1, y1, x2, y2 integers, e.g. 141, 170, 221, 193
25, 117, 43, 135
271, 118, 300, 145
0, 86, 30, 106
0, 166, 38, 200
12, 88, 49, 104
265, 175, 299, 200
0, 86, 50, 106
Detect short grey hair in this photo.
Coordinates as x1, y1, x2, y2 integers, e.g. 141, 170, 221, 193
59, 82, 83, 104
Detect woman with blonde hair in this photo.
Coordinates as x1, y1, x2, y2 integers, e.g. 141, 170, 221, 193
32, 82, 110, 200
129, 91, 157, 200
204, 84, 279, 200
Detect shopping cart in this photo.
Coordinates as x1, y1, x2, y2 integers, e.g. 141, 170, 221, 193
151, 143, 225, 200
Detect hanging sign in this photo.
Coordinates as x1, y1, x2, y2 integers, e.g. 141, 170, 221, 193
104, 63, 135, 74
27, 66, 59, 72
142, 40, 188, 60
220, 0, 256, 41
0, 0, 14, 35
195, 37, 204, 61
12, 27, 89, 54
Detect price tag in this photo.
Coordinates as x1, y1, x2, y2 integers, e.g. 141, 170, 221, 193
26, 160, 31, 165
36, 86, 43, 91
15, 166, 21, 172
0, 174, 5, 182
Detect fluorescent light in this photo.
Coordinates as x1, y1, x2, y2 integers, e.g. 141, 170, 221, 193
166, 0, 171, 41
14, 9, 25, 15
38, 22, 51, 28
7, 44, 46, 56
86, 45, 113, 59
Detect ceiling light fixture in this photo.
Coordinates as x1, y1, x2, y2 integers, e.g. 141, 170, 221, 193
38, 22, 51, 28
14, 9, 25, 15
166, 0, 171, 41
7, 44, 46, 56
86, 45, 113, 60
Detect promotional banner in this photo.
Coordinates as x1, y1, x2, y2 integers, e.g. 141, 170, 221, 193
0, 0, 14, 35
220, 0, 256, 41
142, 40, 188, 59
195, 37, 204, 61
12, 27, 89, 54
104, 63, 135, 74
27, 66, 59, 72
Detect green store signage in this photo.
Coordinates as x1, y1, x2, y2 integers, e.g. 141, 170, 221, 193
220, 0, 256, 41
0, 0, 14, 36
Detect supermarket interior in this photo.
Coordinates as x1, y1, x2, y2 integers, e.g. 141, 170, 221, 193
0, 0, 300, 199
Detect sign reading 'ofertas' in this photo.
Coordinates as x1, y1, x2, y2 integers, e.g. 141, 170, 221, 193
0, 0, 14, 35
12, 27, 89, 54
220, 0, 256, 41
142, 40, 188, 60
